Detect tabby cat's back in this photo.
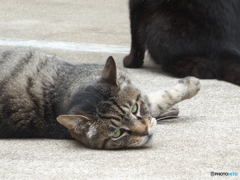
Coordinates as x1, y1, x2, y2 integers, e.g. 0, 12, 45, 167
0, 50, 103, 138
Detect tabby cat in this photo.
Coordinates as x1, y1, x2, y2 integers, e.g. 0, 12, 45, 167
124, 0, 240, 86
0, 50, 200, 149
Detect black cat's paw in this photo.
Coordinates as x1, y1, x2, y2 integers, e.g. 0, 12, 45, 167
123, 54, 144, 68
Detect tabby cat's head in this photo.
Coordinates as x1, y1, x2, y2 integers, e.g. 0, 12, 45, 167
57, 57, 156, 149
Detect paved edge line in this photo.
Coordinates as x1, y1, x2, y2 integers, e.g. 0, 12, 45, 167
0, 38, 130, 54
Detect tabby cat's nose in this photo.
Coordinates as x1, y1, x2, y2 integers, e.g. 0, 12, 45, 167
134, 125, 149, 136
142, 127, 148, 136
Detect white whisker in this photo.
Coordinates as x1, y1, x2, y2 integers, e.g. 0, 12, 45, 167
160, 109, 179, 117
156, 110, 179, 121
156, 116, 178, 121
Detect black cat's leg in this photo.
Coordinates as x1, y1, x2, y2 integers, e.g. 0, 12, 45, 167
123, 0, 145, 68
217, 51, 240, 85
162, 56, 216, 79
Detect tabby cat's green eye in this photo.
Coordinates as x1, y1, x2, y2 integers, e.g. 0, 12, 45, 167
131, 104, 138, 114
112, 129, 121, 138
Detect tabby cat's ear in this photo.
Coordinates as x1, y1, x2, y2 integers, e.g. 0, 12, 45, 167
57, 115, 91, 134
98, 56, 119, 87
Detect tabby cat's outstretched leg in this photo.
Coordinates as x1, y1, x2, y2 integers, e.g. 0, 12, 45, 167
123, 0, 145, 68
144, 77, 201, 118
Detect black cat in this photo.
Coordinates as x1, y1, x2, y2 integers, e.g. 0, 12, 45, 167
124, 0, 240, 85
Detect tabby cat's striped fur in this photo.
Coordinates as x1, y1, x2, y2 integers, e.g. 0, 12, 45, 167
0, 50, 200, 149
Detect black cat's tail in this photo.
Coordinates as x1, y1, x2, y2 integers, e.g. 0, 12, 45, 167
162, 56, 217, 79
216, 50, 240, 85
162, 51, 240, 86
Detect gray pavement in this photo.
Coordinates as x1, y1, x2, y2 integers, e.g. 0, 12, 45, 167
0, 0, 239, 179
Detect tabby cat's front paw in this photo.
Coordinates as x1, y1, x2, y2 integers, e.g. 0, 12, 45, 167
178, 76, 201, 99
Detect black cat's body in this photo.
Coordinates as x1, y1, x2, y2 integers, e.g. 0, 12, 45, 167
124, 0, 240, 85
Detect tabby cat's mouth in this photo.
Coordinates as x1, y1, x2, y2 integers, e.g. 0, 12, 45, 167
146, 134, 153, 144
139, 134, 154, 148
138, 118, 157, 147
143, 118, 157, 147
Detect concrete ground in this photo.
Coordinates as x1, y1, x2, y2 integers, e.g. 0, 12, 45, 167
0, 0, 239, 179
